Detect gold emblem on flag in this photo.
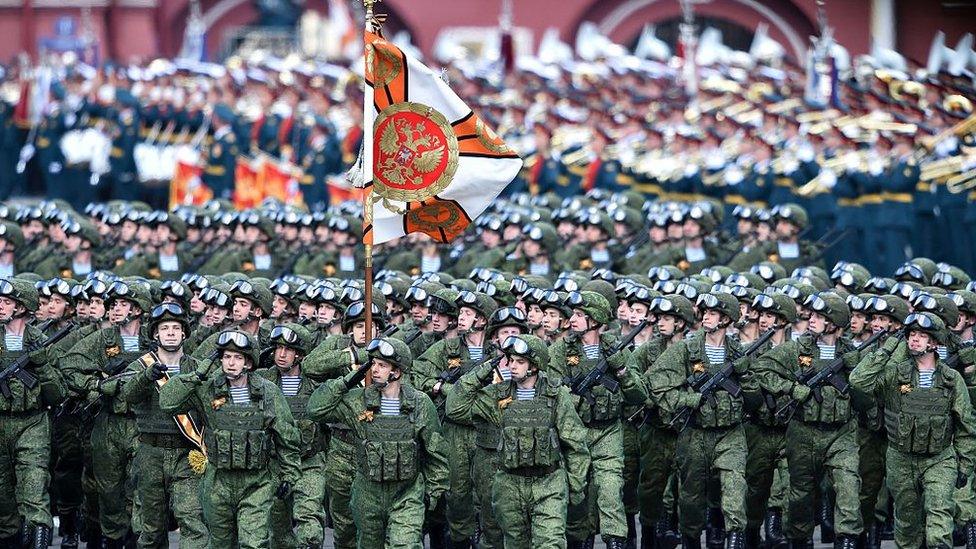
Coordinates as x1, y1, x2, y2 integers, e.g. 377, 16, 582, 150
366, 40, 404, 88
374, 102, 459, 202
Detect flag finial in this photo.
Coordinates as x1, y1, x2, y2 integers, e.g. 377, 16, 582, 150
363, 0, 386, 34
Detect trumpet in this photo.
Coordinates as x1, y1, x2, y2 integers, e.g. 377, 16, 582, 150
947, 168, 976, 194
914, 113, 976, 162
795, 154, 855, 197
920, 155, 964, 182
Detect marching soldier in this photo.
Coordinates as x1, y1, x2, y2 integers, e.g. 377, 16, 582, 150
118, 302, 209, 548
203, 105, 239, 200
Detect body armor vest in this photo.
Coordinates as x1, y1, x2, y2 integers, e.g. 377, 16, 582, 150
795, 343, 852, 425
686, 334, 743, 429
360, 405, 418, 483
885, 366, 955, 455
567, 342, 621, 425
202, 387, 272, 470
0, 327, 43, 413
282, 377, 326, 457
498, 381, 560, 470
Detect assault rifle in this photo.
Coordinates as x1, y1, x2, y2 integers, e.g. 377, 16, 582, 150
564, 320, 648, 405
276, 245, 309, 278
0, 322, 75, 399
774, 329, 887, 422
669, 329, 775, 432
439, 354, 503, 386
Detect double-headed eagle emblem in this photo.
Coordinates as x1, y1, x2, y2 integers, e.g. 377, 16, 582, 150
377, 117, 445, 188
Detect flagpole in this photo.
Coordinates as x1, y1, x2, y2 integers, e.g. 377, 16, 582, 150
362, 0, 379, 361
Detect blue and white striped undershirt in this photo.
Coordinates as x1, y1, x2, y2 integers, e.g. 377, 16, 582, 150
4, 333, 23, 351
164, 362, 181, 376
497, 366, 512, 382
582, 344, 601, 360
817, 343, 836, 360
590, 249, 610, 263
420, 256, 441, 273
380, 397, 401, 416
529, 262, 550, 276
704, 345, 726, 366
158, 254, 179, 272
280, 375, 301, 397
121, 336, 140, 352
937, 346, 948, 361
468, 346, 483, 362
515, 388, 536, 401
918, 370, 935, 388
229, 386, 251, 405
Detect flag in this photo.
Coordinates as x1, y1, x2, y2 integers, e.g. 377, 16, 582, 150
169, 160, 211, 208
329, 0, 360, 60
364, 31, 523, 245
258, 158, 303, 206
233, 158, 261, 209
328, 175, 367, 205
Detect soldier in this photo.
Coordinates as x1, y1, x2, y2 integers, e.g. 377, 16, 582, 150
0, 221, 25, 277
648, 291, 753, 548
62, 280, 155, 548
159, 329, 301, 549
259, 323, 329, 549
753, 291, 863, 547
192, 278, 273, 359
203, 104, 240, 200
0, 278, 65, 548
850, 312, 976, 548
308, 336, 450, 548
34, 218, 102, 279
117, 213, 191, 280
445, 334, 591, 549
118, 302, 209, 549
769, 204, 824, 274
548, 290, 647, 549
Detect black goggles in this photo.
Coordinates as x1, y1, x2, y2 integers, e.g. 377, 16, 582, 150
522, 225, 543, 241
628, 287, 655, 304
44, 278, 72, 296
931, 271, 957, 287
181, 274, 210, 291
676, 283, 700, 300
724, 274, 751, 287
700, 268, 725, 283
161, 280, 186, 298
653, 280, 678, 294
151, 302, 184, 319
203, 288, 230, 307
771, 205, 795, 219
340, 287, 365, 303
647, 267, 676, 281
911, 294, 939, 311
375, 281, 395, 298
217, 330, 252, 349
510, 277, 530, 295
494, 307, 526, 323
732, 205, 754, 219
865, 277, 891, 292
366, 338, 396, 358
270, 325, 299, 344
108, 281, 130, 296
501, 336, 530, 355
0, 279, 13, 296
831, 270, 856, 287
904, 313, 935, 329
475, 281, 499, 296
890, 282, 916, 299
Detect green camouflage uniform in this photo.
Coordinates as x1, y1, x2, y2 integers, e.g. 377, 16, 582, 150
548, 331, 646, 543
647, 329, 752, 538
851, 352, 976, 548
308, 372, 450, 548
119, 352, 209, 549
0, 323, 64, 541
158, 368, 302, 549
63, 326, 151, 541
446, 360, 591, 549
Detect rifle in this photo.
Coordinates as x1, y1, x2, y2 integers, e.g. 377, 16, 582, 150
669, 329, 775, 432
0, 322, 75, 399
774, 329, 887, 422
276, 245, 308, 278
439, 354, 502, 386
565, 320, 648, 405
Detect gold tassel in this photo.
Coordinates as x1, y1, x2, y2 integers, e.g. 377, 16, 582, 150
188, 450, 208, 474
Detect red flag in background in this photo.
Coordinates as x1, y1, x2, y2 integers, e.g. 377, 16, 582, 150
233, 158, 261, 209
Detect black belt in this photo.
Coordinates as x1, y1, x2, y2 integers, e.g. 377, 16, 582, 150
330, 428, 356, 443
504, 463, 559, 477
139, 432, 193, 449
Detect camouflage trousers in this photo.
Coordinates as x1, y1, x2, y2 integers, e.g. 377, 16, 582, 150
492, 467, 568, 549
200, 466, 274, 549
784, 420, 862, 539
856, 425, 887, 529
0, 411, 52, 537
325, 433, 358, 549
621, 420, 641, 515
91, 411, 138, 540
470, 447, 503, 548
50, 409, 85, 514
674, 424, 747, 537
637, 423, 678, 527
271, 451, 327, 548
744, 422, 787, 529
134, 442, 208, 549
444, 421, 476, 542
350, 474, 426, 549
886, 445, 957, 548
567, 421, 627, 541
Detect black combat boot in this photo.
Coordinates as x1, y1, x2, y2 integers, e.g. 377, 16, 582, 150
818, 500, 835, 544
682, 533, 702, 549
878, 517, 893, 540
832, 533, 857, 549
725, 530, 745, 549
641, 521, 655, 549
567, 538, 585, 549
606, 535, 628, 549
965, 520, 976, 549
448, 537, 472, 549
58, 512, 79, 549
102, 536, 126, 549
705, 508, 726, 549
427, 525, 447, 549
864, 522, 880, 549
763, 508, 786, 549
744, 527, 761, 549
583, 536, 595, 549
626, 514, 638, 549
786, 539, 811, 549
31, 524, 52, 549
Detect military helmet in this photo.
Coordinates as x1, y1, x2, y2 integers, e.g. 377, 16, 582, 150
753, 292, 797, 324
750, 262, 787, 284
229, 279, 273, 316
455, 290, 497, 320
522, 222, 559, 250
366, 336, 413, 373
930, 294, 961, 329
429, 288, 460, 317
0, 222, 24, 249
863, 295, 910, 323
771, 203, 808, 229
948, 290, 976, 317
903, 312, 947, 345
38, 277, 77, 305
932, 265, 971, 290
804, 292, 850, 328
342, 300, 385, 331
651, 294, 697, 325
685, 203, 716, 233
269, 323, 312, 355
500, 334, 549, 371
105, 280, 153, 312
486, 306, 528, 338
159, 280, 191, 307
565, 290, 612, 325
148, 302, 189, 336
582, 279, 618, 312
696, 292, 740, 322
216, 330, 260, 367
894, 262, 930, 284
0, 278, 39, 313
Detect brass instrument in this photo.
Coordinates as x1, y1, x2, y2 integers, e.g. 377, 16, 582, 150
920, 155, 964, 182
796, 109, 840, 124
795, 154, 852, 197
699, 95, 734, 114
947, 168, 976, 194
915, 113, 976, 161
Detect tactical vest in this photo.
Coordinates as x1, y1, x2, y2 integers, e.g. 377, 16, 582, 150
440, 338, 478, 422
202, 386, 273, 471
282, 377, 327, 457
567, 342, 621, 425
0, 328, 43, 413
132, 358, 185, 436
498, 382, 560, 471
885, 366, 955, 455
360, 400, 419, 483
795, 343, 852, 425
686, 335, 743, 429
